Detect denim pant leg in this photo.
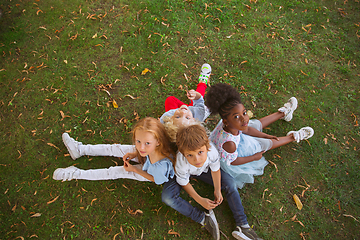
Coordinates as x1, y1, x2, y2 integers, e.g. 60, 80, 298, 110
193, 170, 248, 226
162, 177, 205, 223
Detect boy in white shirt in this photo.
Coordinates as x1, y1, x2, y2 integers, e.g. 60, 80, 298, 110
161, 125, 263, 240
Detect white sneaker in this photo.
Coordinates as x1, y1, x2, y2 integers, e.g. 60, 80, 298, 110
278, 97, 298, 122
232, 226, 263, 240
199, 63, 212, 85
62, 133, 82, 160
287, 127, 314, 143
53, 166, 80, 181
202, 209, 220, 240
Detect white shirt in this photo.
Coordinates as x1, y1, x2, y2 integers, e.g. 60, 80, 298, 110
175, 143, 220, 186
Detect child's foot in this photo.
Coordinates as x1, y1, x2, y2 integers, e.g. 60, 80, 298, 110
287, 126, 314, 143
278, 97, 298, 122
202, 209, 220, 240
62, 133, 82, 160
53, 166, 80, 181
232, 226, 263, 240
199, 63, 212, 85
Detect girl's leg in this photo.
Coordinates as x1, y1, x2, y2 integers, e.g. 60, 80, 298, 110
53, 165, 150, 181
79, 144, 137, 159
62, 133, 138, 161
259, 97, 298, 127
258, 112, 285, 128
164, 96, 186, 112
269, 126, 314, 149
269, 135, 294, 150
196, 82, 207, 97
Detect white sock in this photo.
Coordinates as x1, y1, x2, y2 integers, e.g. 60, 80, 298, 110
241, 224, 250, 229
200, 216, 205, 225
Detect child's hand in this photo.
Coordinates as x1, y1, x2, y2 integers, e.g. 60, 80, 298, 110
123, 152, 137, 162
267, 134, 279, 141
199, 197, 219, 210
252, 151, 265, 161
124, 160, 136, 172
214, 190, 223, 205
187, 90, 201, 100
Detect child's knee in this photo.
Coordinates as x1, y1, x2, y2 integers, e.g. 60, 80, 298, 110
222, 179, 238, 193
161, 190, 175, 207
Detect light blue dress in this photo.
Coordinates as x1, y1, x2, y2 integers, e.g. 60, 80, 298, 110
142, 156, 175, 185
210, 120, 268, 189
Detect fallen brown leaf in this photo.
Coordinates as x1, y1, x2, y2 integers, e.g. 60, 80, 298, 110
31, 213, 41, 217
47, 143, 60, 151
47, 195, 59, 204
168, 229, 180, 237
293, 194, 303, 210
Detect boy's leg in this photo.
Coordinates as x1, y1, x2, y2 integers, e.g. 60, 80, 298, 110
53, 165, 150, 181
193, 170, 248, 227
162, 177, 205, 223
164, 96, 187, 112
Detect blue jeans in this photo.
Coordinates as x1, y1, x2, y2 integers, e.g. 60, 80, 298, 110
162, 169, 248, 226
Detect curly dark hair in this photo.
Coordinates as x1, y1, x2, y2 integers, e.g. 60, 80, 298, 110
205, 83, 242, 119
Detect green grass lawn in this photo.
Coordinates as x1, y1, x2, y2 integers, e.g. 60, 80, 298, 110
1, 0, 359, 239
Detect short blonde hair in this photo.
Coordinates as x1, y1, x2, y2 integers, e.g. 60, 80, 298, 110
176, 125, 211, 155
162, 116, 202, 142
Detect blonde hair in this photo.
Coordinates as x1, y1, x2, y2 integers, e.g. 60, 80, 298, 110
162, 116, 202, 142
176, 125, 211, 155
132, 117, 174, 164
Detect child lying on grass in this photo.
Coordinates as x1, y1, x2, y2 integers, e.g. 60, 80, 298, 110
60, 64, 212, 161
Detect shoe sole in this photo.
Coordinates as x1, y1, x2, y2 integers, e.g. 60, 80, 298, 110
232, 231, 252, 240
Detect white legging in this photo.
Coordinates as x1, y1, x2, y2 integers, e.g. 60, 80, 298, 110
63, 144, 150, 182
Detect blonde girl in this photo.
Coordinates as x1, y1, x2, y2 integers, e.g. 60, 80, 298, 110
53, 117, 175, 185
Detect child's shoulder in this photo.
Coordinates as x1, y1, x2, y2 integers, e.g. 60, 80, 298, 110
208, 142, 220, 159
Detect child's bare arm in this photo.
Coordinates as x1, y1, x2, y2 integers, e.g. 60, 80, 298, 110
182, 183, 219, 210
230, 151, 265, 165
243, 126, 279, 140
124, 161, 155, 182
210, 169, 223, 204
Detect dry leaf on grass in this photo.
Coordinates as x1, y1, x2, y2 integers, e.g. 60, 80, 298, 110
141, 68, 150, 75
60, 111, 70, 121
124, 94, 138, 99
31, 213, 41, 217
112, 99, 118, 108
293, 194, 303, 210
168, 229, 180, 237
47, 195, 59, 204
47, 143, 60, 151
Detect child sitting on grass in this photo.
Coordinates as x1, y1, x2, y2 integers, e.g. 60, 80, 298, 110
60, 63, 212, 161
206, 83, 314, 189
161, 124, 263, 240
53, 117, 174, 185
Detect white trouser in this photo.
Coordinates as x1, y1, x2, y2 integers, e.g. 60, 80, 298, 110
75, 144, 149, 181
78, 144, 136, 158
75, 164, 150, 182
